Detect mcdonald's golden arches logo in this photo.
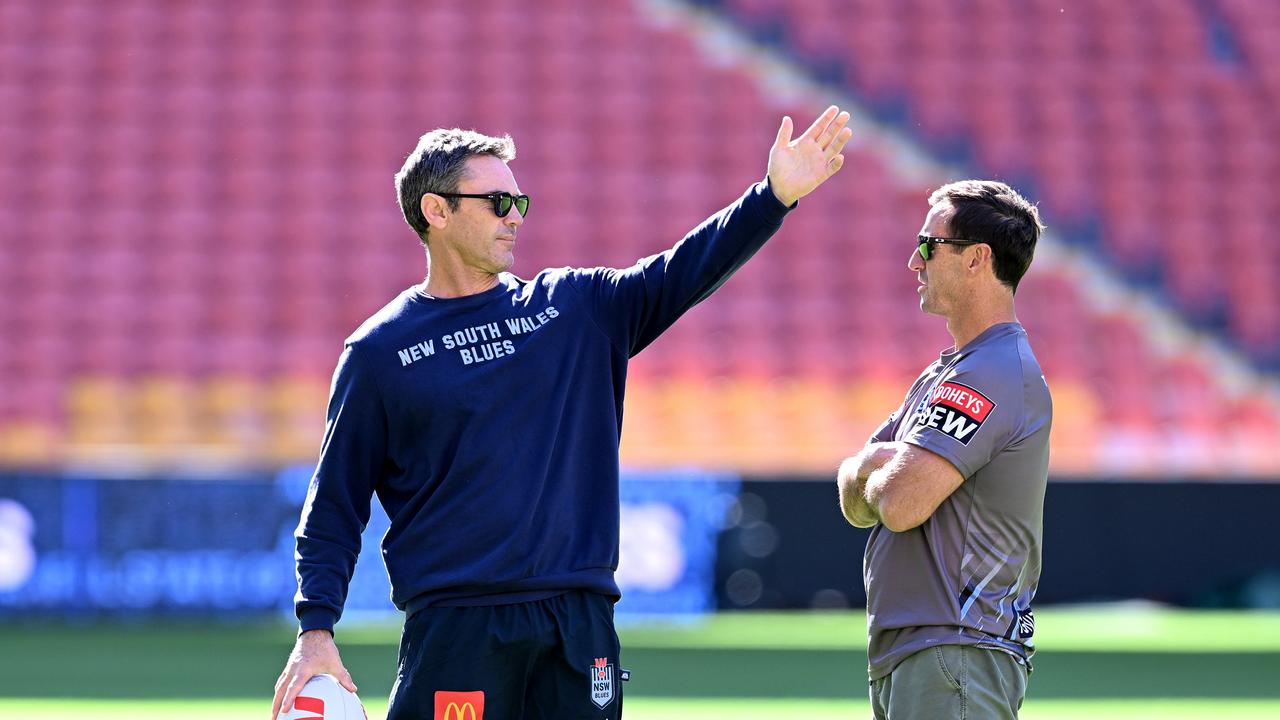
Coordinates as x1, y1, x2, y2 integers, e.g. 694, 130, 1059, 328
434, 690, 484, 720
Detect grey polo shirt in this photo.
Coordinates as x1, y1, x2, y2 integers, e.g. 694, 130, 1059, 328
864, 322, 1052, 681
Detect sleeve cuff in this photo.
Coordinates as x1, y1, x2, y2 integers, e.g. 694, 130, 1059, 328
298, 607, 339, 635
902, 436, 972, 480
758, 177, 797, 218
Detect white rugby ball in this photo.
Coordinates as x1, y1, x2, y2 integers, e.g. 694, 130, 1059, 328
277, 674, 365, 720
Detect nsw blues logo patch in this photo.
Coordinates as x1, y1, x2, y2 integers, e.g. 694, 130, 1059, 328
590, 657, 615, 708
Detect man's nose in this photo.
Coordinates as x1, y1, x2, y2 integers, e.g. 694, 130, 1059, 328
908, 246, 925, 272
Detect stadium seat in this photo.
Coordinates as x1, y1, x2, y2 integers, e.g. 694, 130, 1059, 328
1, 0, 1277, 475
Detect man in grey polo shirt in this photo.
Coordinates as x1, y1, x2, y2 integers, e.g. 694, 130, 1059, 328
837, 180, 1051, 719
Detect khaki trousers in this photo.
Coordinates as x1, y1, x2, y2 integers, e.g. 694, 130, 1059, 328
870, 645, 1029, 719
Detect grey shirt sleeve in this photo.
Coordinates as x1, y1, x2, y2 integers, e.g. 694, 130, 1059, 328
870, 372, 931, 444
869, 411, 898, 444
901, 357, 1024, 479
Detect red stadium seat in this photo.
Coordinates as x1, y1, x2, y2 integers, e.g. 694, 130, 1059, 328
1, 0, 1276, 474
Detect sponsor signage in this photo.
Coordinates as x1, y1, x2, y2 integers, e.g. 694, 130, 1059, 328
918, 381, 996, 445
0, 468, 735, 618
434, 690, 484, 720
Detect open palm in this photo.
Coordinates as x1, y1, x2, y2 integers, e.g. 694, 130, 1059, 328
767, 105, 853, 206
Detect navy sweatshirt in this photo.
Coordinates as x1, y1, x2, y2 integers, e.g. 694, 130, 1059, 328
294, 180, 791, 632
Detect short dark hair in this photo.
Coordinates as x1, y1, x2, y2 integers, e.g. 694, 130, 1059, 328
928, 180, 1044, 293
395, 129, 516, 244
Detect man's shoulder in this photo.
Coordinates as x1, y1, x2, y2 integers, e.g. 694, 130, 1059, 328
961, 324, 1042, 373
525, 266, 576, 287
523, 265, 621, 299
345, 288, 419, 347
531, 265, 603, 285
954, 325, 1050, 406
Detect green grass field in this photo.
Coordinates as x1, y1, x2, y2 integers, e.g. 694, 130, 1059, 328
2, 606, 1278, 719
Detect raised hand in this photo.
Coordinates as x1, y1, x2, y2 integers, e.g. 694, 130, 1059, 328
766, 105, 853, 207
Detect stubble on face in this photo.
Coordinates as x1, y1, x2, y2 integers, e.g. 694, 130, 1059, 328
448, 155, 523, 275
915, 202, 957, 316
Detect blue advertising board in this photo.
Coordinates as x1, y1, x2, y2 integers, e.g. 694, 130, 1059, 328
0, 468, 737, 620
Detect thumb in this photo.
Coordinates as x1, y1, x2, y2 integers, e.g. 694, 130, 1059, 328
774, 116, 793, 149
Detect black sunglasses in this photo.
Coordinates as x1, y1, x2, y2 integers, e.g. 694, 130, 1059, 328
917, 234, 983, 261
437, 191, 530, 218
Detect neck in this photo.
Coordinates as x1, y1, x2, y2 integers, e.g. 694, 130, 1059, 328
420, 249, 501, 299
421, 272, 500, 299
945, 295, 1016, 351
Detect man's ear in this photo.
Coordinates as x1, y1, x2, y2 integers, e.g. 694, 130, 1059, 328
421, 193, 450, 230
969, 243, 992, 275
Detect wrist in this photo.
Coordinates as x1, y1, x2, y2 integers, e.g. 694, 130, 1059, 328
764, 176, 798, 208
863, 443, 898, 475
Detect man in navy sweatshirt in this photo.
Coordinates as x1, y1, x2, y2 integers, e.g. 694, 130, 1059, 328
271, 106, 852, 720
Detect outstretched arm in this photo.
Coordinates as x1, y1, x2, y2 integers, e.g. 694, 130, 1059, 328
570, 105, 855, 355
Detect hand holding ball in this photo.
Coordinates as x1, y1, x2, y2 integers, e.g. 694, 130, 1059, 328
276, 674, 365, 720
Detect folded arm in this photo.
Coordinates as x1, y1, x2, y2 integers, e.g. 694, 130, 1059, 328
862, 442, 965, 532
836, 442, 895, 527
838, 441, 965, 531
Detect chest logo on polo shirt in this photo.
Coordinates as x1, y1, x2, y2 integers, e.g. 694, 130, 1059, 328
915, 381, 996, 445
590, 657, 615, 708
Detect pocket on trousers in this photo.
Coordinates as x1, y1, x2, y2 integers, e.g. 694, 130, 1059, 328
934, 647, 963, 692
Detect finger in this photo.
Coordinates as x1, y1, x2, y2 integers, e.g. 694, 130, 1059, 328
826, 126, 854, 159
774, 115, 793, 149
817, 111, 851, 149
828, 154, 845, 174
281, 673, 313, 715
798, 105, 839, 141
271, 686, 284, 720
271, 669, 291, 718
340, 669, 359, 694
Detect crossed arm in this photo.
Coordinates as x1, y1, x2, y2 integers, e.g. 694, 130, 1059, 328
837, 441, 965, 532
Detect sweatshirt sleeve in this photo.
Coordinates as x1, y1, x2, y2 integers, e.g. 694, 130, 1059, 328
294, 343, 388, 633
567, 179, 791, 356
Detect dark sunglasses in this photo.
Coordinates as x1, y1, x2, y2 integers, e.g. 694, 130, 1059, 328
437, 191, 530, 218
917, 234, 983, 261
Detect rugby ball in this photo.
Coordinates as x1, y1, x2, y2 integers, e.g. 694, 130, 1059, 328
277, 674, 365, 720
